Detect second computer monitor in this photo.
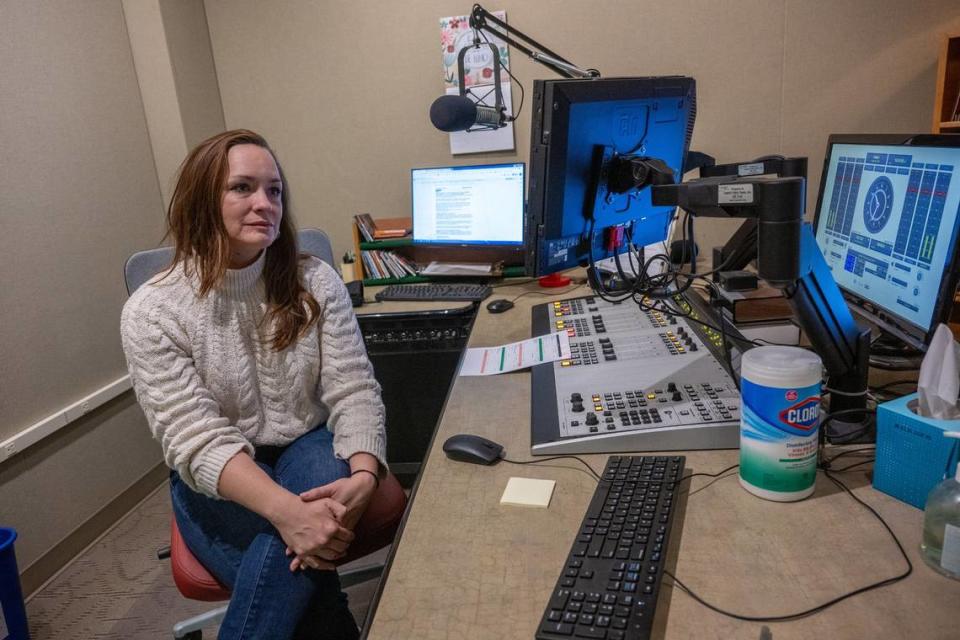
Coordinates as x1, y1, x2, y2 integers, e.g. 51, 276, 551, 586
813, 134, 960, 349
411, 162, 525, 247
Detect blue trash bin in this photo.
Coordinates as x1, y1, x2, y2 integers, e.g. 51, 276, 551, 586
0, 527, 29, 640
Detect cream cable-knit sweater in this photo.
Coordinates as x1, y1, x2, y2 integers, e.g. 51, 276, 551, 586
120, 252, 387, 498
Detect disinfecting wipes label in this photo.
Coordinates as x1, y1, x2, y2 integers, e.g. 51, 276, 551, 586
740, 379, 820, 496
942, 523, 960, 574
718, 183, 754, 204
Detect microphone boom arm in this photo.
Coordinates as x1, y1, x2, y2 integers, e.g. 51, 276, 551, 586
468, 4, 599, 79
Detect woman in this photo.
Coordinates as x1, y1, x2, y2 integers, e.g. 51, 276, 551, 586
121, 129, 386, 639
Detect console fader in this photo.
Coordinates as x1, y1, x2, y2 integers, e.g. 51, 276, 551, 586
530, 293, 745, 455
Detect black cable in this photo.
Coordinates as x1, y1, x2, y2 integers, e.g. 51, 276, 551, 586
478, 30, 525, 121
869, 359, 921, 372
830, 457, 876, 473
820, 408, 877, 445
678, 463, 740, 482
870, 379, 918, 393
684, 279, 736, 386
820, 446, 876, 468
491, 277, 539, 288
666, 465, 912, 623
505, 284, 587, 304
654, 298, 762, 350
501, 455, 602, 482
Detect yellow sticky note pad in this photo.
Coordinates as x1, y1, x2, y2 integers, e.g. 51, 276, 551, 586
500, 477, 556, 508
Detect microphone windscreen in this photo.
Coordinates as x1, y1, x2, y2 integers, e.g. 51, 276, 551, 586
430, 95, 478, 132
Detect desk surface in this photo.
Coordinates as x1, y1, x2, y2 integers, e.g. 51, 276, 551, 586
363, 279, 958, 640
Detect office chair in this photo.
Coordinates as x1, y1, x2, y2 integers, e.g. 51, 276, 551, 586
124, 228, 408, 639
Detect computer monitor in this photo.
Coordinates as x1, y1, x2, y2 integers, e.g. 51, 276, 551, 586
411, 162, 525, 247
812, 134, 960, 350
525, 76, 697, 278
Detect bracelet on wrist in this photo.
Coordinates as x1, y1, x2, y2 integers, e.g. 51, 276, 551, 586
351, 468, 380, 488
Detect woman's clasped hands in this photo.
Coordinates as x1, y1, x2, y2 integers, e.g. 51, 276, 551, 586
276, 472, 378, 572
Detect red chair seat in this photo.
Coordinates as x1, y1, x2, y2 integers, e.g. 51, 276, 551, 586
170, 472, 407, 602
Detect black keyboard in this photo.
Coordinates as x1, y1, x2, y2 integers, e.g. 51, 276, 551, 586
536, 455, 685, 640
375, 283, 492, 302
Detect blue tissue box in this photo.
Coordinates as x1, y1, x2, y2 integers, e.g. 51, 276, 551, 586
873, 393, 959, 509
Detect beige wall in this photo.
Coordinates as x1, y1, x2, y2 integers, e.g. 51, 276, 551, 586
159, 0, 226, 150
0, 0, 224, 591
0, 0, 166, 585
124, 0, 226, 208
204, 0, 960, 262
0, 0, 223, 592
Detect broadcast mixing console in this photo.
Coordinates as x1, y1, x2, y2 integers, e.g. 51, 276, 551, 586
530, 293, 747, 455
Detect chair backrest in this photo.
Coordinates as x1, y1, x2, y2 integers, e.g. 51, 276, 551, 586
297, 228, 335, 270
123, 228, 336, 295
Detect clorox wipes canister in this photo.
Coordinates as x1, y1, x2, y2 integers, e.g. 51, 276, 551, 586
739, 346, 823, 501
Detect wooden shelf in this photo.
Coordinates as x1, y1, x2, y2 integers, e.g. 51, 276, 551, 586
352, 215, 527, 283
932, 33, 960, 133
359, 238, 413, 250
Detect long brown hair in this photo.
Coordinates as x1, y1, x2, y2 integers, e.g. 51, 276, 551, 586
165, 129, 320, 351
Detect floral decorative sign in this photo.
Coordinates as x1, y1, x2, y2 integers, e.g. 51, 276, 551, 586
440, 11, 510, 90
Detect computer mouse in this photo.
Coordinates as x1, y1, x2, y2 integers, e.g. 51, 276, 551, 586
486, 298, 515, 314
442, 434, 505, 465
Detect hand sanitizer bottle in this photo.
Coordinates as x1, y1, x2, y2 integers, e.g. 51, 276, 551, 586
921, 431, 960, 580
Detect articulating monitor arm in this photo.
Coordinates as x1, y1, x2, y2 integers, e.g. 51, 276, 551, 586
698, 157, 809, 279
652, 175, 871, 438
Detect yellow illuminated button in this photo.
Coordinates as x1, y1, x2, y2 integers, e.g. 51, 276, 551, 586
595, 405, 604, 411
647, 393, 656, 400
678, 347, 685, 353
556, 321, 565, 328
592, 395, 601, 402
555, 312, 563, 317
553, 301, 561, 307
561, 361, 571, 367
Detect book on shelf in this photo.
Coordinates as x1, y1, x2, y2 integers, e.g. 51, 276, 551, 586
360, 249, 418, 280
355, 213, 376, 242
720, 313, 801, 346
711, 284, 793, 324
372, 216, 412, 239
354, 213, 411, 241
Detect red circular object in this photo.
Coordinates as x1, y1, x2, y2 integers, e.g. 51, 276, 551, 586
539, 274, 572, 288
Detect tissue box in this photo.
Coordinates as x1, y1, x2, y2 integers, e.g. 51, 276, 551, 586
873, 393, 959, 509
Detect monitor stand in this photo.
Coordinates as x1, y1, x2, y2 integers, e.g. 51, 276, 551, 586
869, 333, 924, 372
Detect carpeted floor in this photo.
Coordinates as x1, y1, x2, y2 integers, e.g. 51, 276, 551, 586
24, 482, 384, 639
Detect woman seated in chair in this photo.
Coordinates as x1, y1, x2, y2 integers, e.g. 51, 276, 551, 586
121, 129, 386, 640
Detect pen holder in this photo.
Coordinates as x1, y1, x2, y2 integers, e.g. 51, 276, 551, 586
340, 262, 357, 283
873, 393, 960, 509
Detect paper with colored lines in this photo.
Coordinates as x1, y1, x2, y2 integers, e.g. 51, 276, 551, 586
459, 332, 571, 376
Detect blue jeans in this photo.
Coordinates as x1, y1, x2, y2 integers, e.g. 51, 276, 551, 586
170, 427, 359, 640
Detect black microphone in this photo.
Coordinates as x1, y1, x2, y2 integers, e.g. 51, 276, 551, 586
429, 95, 508, 132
